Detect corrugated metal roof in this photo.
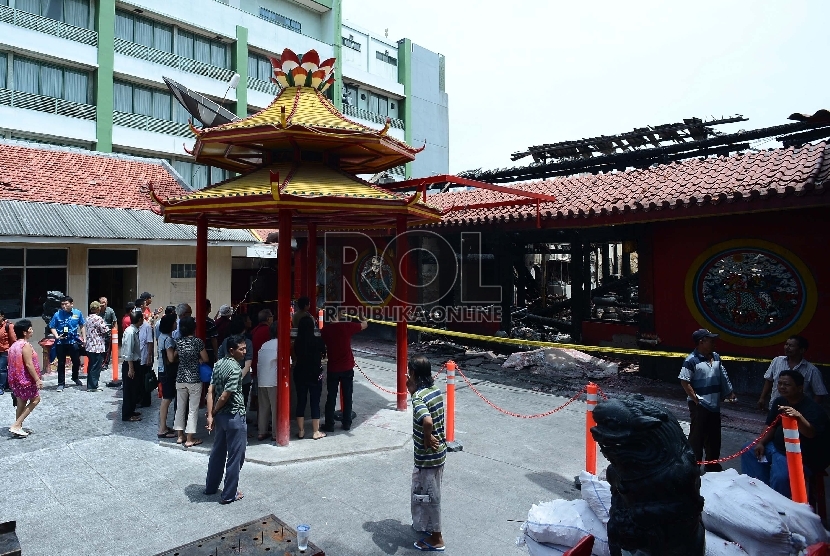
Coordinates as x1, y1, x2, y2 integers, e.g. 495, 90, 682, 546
0, 200, 257, 243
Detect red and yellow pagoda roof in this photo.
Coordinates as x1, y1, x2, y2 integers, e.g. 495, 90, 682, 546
149, 161, 442, 230
189, 50, 420, 175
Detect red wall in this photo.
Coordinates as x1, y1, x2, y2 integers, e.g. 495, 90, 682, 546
649, 207, 830, 362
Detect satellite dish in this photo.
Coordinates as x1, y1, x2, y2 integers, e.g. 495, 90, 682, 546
162, 76, 240, 128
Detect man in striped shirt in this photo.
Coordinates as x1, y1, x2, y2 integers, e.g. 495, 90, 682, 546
679, 329, 736, 472
407, 356, 447, 552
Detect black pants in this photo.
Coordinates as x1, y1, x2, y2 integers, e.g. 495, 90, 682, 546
135, 364, 152, 407
56, 343, 81, 386
688, 401, 722, 471
121, 361, 139, 420
325, 369, 354, 428
295, 371, 323, 419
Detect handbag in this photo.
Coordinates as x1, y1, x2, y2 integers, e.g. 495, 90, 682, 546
199, 362, 213, 383
144, 368, 157, 392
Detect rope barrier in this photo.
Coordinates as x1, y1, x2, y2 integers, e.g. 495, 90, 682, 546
456, 368, 588, 419
353, 354, 779, 472
696, 414, 781, 466
355, 363, 408, 396
343, 316, 779, 364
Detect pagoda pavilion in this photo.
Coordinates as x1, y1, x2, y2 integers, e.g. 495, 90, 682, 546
150, 48, 443, 446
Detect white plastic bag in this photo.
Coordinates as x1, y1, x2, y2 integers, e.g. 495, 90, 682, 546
699, 469, 825, 555
704, 530, 748, 556
579, 471, 612, 524
524, 498, 610, 556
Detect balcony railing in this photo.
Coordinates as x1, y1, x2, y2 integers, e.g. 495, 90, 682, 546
0, 88, 96, 120
389, 165, 405, 177
342, 104, 404, 130
0, 5, 98, 46
247, 75, 279, 96
113, 111, 191, 137
114, 37, 237, 82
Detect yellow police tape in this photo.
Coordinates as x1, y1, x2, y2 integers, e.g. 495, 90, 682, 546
347, 316, 773, 364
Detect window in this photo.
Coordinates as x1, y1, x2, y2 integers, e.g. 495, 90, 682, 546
0, 248, 68, 319
0, 52, 6, 89
259, 7, 301, 33
247, 53, 272, 82
177, 30, 229, 69
16, 0, 92, 29
172, 159, 227, 189
12, 56, 91, 103
114, 80, 189, 124
171, 264, 196, 279
376, 50, 397, 66
342, 36, 361, 52
115, 10, 172, 52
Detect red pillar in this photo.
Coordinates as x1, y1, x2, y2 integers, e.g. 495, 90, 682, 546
195, 214, 207, 341
395, 215, 408, 411
307, 223, 317, 316
276, 210, 292, 446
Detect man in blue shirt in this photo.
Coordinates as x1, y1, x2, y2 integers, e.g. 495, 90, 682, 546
679, 329, 735, 472
49, 295, 86, 392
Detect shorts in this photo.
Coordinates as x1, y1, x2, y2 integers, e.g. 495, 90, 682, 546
159, 371, 177, 400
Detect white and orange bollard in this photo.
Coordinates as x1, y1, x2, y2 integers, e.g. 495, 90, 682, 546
318, 308, 324, 329
585, 382, 598, 475
444, 360, 462, 451
782, 415, 809, 503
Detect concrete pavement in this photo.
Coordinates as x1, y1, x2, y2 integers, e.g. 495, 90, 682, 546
1, 347, 759, 555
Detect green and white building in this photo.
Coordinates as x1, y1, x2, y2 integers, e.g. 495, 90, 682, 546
0, 0, 449, 185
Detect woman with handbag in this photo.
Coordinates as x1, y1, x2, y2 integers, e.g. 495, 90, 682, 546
156, 314, 178, 439
174, 317, 208, 448
293, 315, 327, 440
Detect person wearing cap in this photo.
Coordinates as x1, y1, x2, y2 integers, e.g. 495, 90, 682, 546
679, 328, 736, 472
215, 304, 233, 346
757, 335, 827, 410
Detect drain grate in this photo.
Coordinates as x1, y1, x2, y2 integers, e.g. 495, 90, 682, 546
155, 515, 323, 556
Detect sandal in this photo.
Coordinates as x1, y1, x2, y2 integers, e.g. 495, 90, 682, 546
220, 491, 244, 504
157, 430, 177, 439
184, 439, 203, 448
124, 416, 142, 422
9, 428, 28, 438
312, 431, 327, 440
297, 431, 305, 439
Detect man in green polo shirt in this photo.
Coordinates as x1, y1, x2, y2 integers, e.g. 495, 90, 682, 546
205, 334, 247, 504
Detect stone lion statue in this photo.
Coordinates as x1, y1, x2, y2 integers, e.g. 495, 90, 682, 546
590, 395, 704, 556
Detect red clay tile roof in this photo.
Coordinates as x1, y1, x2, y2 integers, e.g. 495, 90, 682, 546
0, 141, 189, 210
426, 142, 830, 228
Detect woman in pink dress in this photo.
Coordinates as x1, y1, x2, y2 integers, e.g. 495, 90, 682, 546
8, 319, 43, 438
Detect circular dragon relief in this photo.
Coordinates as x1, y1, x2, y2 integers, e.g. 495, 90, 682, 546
685, 240, 817, 347
353, 251, 395, 306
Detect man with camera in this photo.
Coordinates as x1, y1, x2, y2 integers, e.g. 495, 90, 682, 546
49, 296, 86, 392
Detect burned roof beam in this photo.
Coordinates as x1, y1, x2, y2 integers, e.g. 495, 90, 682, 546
466, 121, 816, 183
